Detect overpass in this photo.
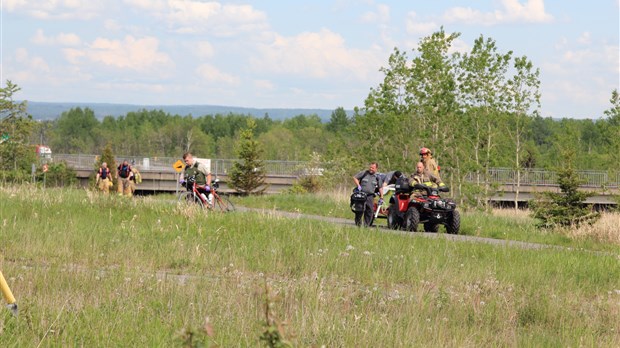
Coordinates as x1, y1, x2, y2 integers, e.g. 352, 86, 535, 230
55, 154, 300, 194
54, 154, 618, 205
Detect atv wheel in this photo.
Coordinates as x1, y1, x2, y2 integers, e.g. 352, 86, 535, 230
387, 205, 400, 230
405, 207, 420, 232
446, 210, 461, 234
424, 222, 439, 233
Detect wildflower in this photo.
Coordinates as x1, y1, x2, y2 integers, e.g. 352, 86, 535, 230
345, 245, 355, 251
363, 251, 372, 256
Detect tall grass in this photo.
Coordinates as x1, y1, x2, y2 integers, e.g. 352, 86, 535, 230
0, 187, 618, 346
235, 191, 620, 251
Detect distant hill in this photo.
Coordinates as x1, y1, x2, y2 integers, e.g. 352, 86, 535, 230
24, 101, 350, 122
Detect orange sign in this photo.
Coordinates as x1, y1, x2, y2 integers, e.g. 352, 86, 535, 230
42, 163, 49, 173
173, 160, 184, 173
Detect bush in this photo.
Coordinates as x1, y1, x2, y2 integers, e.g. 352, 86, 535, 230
530, 153, 600, 228
38, 161, 77, 187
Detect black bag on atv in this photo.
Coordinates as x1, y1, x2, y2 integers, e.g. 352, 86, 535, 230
350, 191, 368, 212
394, 176, 411, 193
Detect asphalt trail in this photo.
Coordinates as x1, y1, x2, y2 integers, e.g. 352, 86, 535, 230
237, 206, 618, 256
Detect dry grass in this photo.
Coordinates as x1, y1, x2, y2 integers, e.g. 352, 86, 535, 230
566, 212, 620, 245
492, 208, 531, 221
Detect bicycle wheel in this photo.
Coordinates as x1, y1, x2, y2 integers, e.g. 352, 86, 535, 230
177, 191, 205, 209
212, 193, 235, 212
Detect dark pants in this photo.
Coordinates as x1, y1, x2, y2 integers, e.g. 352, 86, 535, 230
355, 193, 375, 227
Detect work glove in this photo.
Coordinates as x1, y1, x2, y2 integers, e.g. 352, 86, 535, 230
357, 185, 362, 192
378, 198, 384, 206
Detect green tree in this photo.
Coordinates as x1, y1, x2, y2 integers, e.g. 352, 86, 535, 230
229, 119, 267, 195
603, 89, 620, 175
458, 35, 512, 209
0, 81, 36, 174
530, 152, 600, 228
326, 107, 350, 133
51, 107, 99, 153
505, 55, 541, 209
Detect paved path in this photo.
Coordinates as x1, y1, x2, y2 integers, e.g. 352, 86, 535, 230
237, 206, 617, 255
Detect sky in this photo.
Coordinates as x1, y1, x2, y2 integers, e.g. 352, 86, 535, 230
1, 0, 619, 119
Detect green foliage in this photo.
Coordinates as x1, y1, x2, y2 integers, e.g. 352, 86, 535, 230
39, 161, 77, 187
51, 107, 99, 153
325, 107, 350, 133
229, 119, 267, 195
603, 89, 620, 175
530, 153, 600, 228
259, 284, 293, 348
175, 317, 215, 348
0, 81, 36, 175
289, 152, 323, 193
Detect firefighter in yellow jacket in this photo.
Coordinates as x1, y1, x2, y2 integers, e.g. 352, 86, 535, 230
411, 161, 445, 193
419, 147, 440, 178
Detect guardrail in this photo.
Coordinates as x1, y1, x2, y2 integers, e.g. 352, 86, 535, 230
466, 168, 619, 188
53, 154, 307, 176
53, 154, 619, 188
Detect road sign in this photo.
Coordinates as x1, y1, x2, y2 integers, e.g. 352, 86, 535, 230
42, 164, 49, 173
173, 159, 184, 173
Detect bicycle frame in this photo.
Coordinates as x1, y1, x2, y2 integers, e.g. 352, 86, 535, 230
181, 177, 235, 213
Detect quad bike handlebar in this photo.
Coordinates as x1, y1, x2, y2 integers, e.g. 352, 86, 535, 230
412, 183, 450, 196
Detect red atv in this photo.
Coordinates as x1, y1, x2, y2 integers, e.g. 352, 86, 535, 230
387, 182, 460, 234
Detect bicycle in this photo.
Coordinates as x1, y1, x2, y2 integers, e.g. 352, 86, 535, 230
178, 176, 235, 212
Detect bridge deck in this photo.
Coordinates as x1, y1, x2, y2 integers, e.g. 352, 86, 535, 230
58, 154, 617, 204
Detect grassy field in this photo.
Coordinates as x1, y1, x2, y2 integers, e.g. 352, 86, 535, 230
235, 191, 620, 252
0, 187, 619, 346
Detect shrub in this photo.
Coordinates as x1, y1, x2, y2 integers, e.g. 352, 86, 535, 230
530, 153, 600, 228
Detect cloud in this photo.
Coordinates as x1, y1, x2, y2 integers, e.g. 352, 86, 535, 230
104, 20, 123, 32
541, 34, 619, 116
196, 64, 240, 86
195, 41, 215, 58
253, 79, 275, 91
31, 29, 81, 46
448, 38, 471, 54
63, 35, 173, 72
577, 32, 591, 45
405, 11, 439, 36
361, 3, 390, 24
5, 0, 103, 19
443, 0, 553, 25
251, 28, 382, 81
123, 0, 269, 37
13, 48, 50, 73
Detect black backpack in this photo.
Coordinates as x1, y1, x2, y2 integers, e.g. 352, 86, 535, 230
350, 191, 367, 212
395, 176, 411, 193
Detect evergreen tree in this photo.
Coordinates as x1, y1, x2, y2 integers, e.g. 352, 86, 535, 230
530, 152, 600, 228
229, 119, 267, 195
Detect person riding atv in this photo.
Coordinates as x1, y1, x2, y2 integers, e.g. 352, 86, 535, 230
386, 163, 460, 233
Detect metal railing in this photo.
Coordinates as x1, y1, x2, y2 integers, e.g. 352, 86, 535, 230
53, 154, 306, 176
53, 154, 619, 188
466, 168, 618, 188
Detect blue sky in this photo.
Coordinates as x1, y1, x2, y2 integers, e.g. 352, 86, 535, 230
2, 0, 618, 119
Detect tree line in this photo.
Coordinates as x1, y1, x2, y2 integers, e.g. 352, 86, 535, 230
2, 29, 619, 206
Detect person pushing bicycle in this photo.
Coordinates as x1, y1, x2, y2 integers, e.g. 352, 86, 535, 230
182, 152, 213, 205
